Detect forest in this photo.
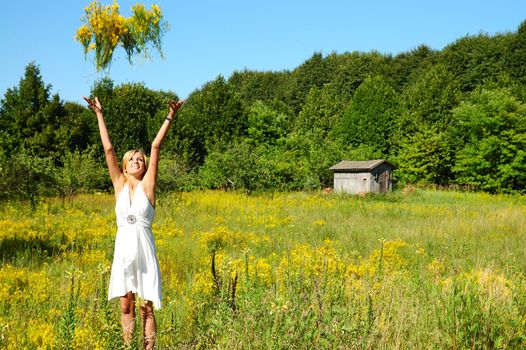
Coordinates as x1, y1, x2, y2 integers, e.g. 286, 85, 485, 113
1, 20, 525, 204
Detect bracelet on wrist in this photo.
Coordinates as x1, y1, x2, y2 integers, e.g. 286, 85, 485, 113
166, 116, 173, 121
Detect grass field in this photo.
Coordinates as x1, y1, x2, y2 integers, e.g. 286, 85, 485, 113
1, 189, 525, 349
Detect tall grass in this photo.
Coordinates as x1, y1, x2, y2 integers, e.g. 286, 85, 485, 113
0, 189, 525, 349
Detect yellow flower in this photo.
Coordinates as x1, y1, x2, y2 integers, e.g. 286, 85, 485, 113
27, 320, 56, 349
76, 0, 167, 71
313, 219, 326, 226
427, 257, 446, 277
73, 326, 106, 349
474, 268, 514, 306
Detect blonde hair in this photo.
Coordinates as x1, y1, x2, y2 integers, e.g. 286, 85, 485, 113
122, 149, 149, 182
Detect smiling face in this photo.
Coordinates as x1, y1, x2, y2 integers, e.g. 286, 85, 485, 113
122, 149, 148, 180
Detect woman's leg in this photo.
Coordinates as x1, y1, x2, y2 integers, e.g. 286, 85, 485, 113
120, 292, 136, 345
140, 301, 156, 350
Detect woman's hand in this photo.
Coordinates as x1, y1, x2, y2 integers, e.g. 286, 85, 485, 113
167, 100, 185, 118
83, 96, 102, 114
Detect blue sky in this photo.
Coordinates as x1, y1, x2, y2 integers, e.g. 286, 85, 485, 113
0, 0, 524, 104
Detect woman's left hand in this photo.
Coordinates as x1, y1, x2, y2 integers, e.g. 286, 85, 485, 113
83, 96, 102, 114
168, 100, 185, 118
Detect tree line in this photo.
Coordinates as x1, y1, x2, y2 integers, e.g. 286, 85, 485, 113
1, 20, 525, 204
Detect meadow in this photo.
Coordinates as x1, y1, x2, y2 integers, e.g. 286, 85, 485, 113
1, 189, 525, 349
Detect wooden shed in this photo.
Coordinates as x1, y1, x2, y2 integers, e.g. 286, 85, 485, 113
329, 160, 395, 194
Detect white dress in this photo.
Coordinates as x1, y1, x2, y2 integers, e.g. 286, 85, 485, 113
108, 182, 162, 309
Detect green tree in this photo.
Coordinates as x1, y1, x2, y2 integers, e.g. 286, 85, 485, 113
328, 51, 389, 104
198, 141, 268, 192
452, 88, 526, 192
398, 64, 461, 135
385, 45, 438, 91
107, 83, 158, 153
289, 52, 332, 114
394, 127, 453, 184
90, 76, 115, 104
0, 149, 57, 209
57, 147, 108, 198
246, 100, 290, 146
174, 76, 245, 164
340, 76, 399, 155
505, 20, 526, 85
295, 83, 346, 139
56, 102, 97, 153
228, 69, 293, 107
156, 155, 197, 193
394, 65, 460, 184
440, 33, 512, 92
0, 62, 65, 158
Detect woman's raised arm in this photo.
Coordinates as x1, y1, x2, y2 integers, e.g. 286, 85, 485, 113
142, 100, 184, 197
83, 96, 123, 188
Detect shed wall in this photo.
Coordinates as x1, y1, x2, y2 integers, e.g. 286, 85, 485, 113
333, 172, 373, 194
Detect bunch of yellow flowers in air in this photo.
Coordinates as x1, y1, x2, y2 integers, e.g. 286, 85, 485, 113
75, 0, 168, 71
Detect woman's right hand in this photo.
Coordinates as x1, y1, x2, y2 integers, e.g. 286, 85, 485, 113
83, 96, 102, 114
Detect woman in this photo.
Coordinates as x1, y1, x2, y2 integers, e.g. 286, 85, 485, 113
84, 96, 184, 349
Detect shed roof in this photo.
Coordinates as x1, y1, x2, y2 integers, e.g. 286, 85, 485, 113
329, 159, 395, 172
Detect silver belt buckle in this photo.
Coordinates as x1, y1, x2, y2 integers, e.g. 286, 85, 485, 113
127, 214, 137, 224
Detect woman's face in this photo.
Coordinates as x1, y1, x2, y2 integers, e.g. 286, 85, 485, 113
125, 152, 146, 178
